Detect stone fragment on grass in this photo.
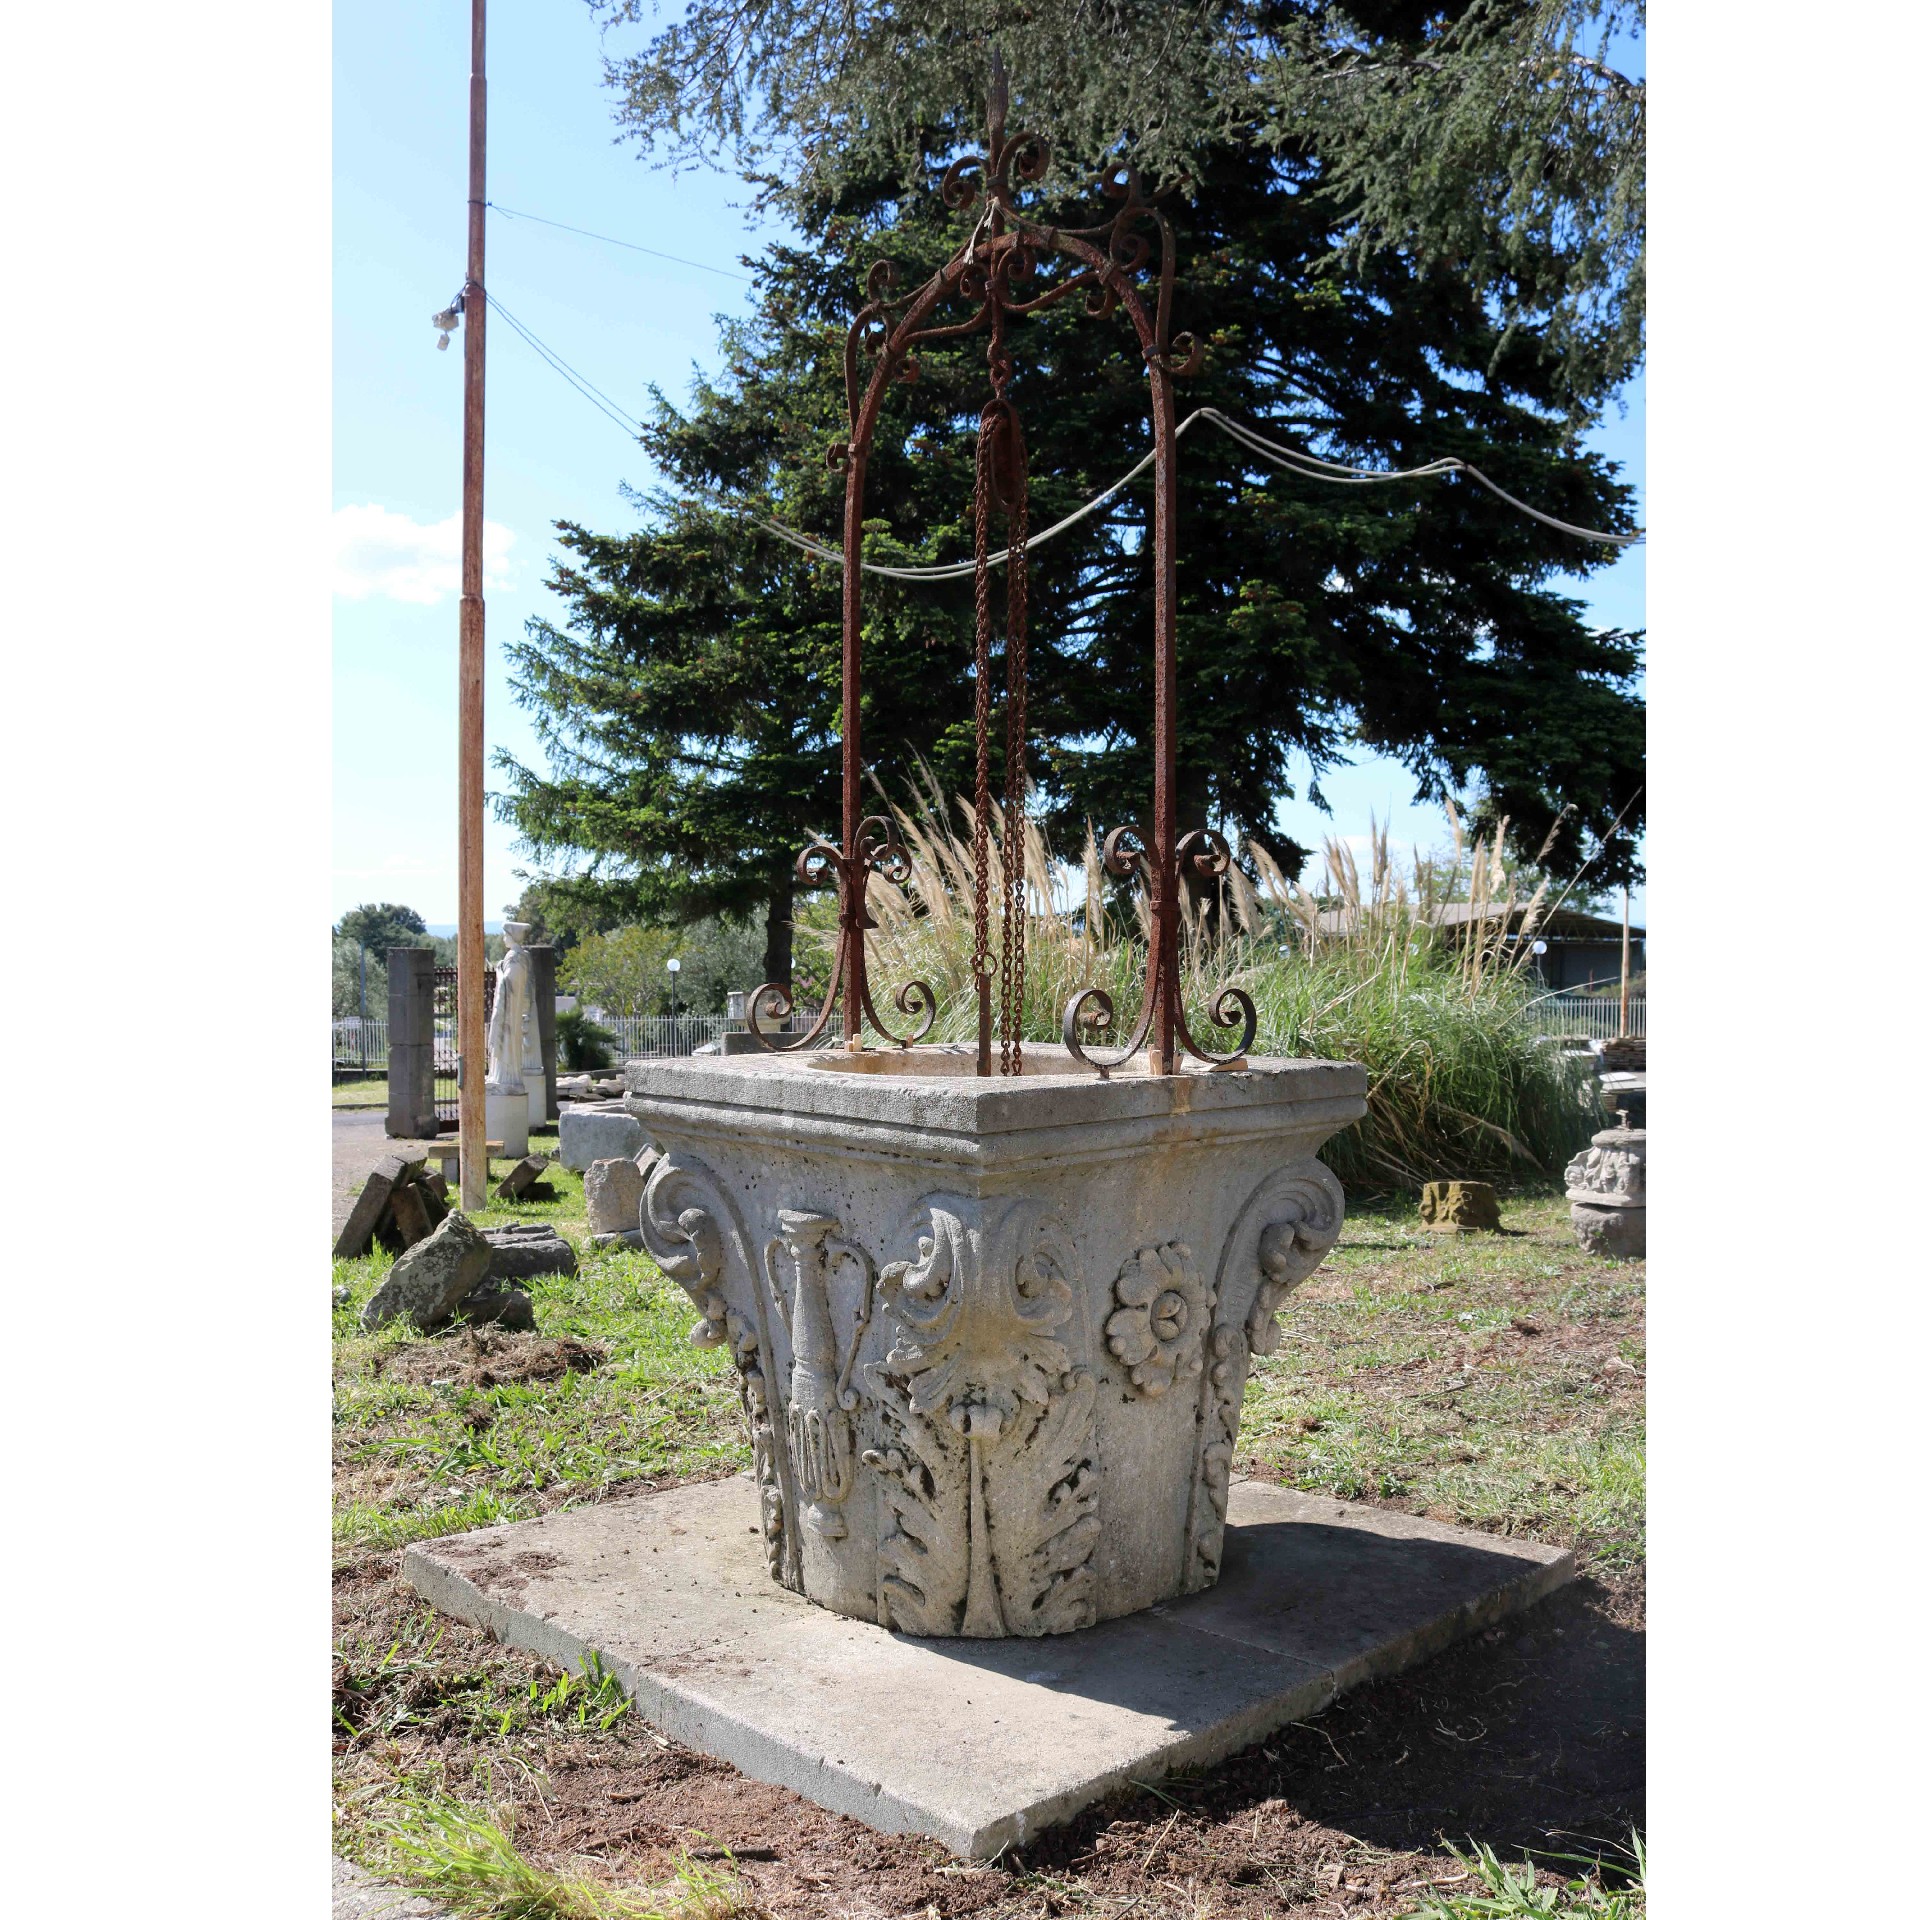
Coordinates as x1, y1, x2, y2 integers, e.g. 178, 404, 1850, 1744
333, 1152, 423, 1260
460, 1285, 536, 1332
384, 1180, 438, 1250
558, 1107, 647, 1171
585, 1156, 647, 1236
493, 1155, 548, 1201
1419, 1180, 1502, 1233
361, 1211, 493, 1334
417, 1174, 449, 1229
480, 1222, 578, 1281
1566, 1126, 1646, 1259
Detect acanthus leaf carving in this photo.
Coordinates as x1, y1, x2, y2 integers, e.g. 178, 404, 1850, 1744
879, 1199, 1073, 1439
983, 1367, 1101, 1633
863, 1366, 971, 1635
1564, 1139, 1645, 1201
865, 1197, 1097, 1637
1182, 1322, 1250, 1591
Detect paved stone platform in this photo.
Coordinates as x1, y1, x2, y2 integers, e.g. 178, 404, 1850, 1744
405, 1473, 1575, 1859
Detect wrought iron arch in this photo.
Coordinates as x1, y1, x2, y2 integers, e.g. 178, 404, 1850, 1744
747, 61, 1254, 1077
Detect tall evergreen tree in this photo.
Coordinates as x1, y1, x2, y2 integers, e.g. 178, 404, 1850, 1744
593, 1, 1645, 421
499, 124, 1642, 984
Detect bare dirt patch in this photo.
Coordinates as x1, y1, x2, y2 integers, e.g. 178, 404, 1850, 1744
379, 1329, 607, 1390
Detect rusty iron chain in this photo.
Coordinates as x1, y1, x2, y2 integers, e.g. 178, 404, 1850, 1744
1001, 421, 1029, 1079
971, 404, 997, 1055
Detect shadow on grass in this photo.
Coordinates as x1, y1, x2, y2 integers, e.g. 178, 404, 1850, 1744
1016, 1573, 1642, 1881
1268, 1574, 1641, 1861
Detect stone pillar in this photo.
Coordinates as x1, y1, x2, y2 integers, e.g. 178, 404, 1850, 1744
385, 948, 439, 1138
530, 945, 558, 1129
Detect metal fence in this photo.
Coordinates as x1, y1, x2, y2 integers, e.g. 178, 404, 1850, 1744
435, 966, 497, 1126
329, 1008, 837, 1076
1526, 994, 1645, 1039
600, 1011, 840, 1058
332, 1019, 390, 1069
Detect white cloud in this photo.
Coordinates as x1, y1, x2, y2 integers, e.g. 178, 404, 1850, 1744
333, 504, 516, 605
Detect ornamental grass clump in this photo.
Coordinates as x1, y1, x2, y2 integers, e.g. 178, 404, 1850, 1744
1216, 813, 1604, 1191
819, 778, 1599, 1192
811, 771, 1148, 1047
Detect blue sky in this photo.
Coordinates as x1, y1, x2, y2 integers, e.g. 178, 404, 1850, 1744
334, 1, 1645, 930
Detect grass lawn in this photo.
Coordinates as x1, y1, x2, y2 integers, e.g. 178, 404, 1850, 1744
333, 1173, 1644, 1919
334, 1075, 393, 1109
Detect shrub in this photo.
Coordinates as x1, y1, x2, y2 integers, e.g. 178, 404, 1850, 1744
555, 1007, 619, 1070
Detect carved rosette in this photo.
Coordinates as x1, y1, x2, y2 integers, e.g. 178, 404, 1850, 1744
863, 1197, 1100, 1638
1105, 1242, 1212, 1398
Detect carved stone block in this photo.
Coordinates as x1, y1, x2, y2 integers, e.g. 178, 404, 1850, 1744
585, 1155, 648, 1237
1419, 1179, 1501, 1232
625, 1042, 1366, 1636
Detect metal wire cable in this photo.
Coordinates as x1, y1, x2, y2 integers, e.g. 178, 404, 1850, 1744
487, 293, 652, 439
475, 295, 1645, 564
1189, 408, 1644, 546
488, 202, 753, 282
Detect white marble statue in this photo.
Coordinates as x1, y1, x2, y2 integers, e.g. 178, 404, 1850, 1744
486, 921, 534, 1094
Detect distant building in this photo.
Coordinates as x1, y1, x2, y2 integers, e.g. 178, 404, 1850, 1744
1309, 901, 1644, 992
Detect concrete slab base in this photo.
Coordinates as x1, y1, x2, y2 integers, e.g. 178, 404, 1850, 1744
333, 1856, 446, 1918
405, 1474, 1575, 1860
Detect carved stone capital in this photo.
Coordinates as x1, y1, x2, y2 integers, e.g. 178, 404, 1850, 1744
624, 1055, 1366, 1633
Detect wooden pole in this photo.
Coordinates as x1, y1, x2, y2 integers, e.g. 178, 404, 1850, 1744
457, 0, 488, 1210
1618, 885, 1630, 1040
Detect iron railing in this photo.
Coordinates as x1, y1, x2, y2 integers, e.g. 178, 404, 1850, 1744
332, 1019, 390, 1069
1526, 994, 1646, 1039
434, 965, 496, 1126
597, 1011, 839, 1059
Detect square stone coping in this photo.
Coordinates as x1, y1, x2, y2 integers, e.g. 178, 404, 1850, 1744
405, 1473, 1574, 1859
623, 1046, 1368, 1169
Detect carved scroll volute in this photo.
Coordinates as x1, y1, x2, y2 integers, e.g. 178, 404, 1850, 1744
1181, 1158, 1347, 1593
639, 1161, 730, 1350
1247, 1165, 1346, 1355
639, 1154, 802, 1589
